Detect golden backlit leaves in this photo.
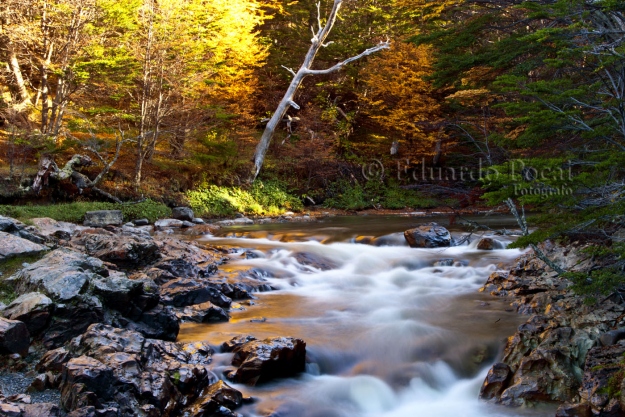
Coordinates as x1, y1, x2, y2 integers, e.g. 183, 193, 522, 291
359, 41, 441, 154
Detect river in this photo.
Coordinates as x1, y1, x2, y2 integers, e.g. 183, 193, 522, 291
177, 215, 556, 417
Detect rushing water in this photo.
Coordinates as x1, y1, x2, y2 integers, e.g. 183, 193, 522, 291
177, 215, 556, 417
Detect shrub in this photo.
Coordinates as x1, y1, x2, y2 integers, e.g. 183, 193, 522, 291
186, 181, 302, 217
324, 180, 437, 210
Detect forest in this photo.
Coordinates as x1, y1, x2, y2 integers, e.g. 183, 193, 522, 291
1, 0, 624, 291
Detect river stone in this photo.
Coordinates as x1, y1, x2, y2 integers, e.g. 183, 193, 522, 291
60, 356, 116, 409
172, 207, 194, 222
186, 380, 243, 416
2, 292, 54, 335
133, 218, 149, 226
160, 278, 232, 308
13, 248, 106, 302
479, 363, 512, 401
404, 223, 453, 248
175, 302, 229, 323
600, 328, 625, 346
477, 237, 505, 250
30, 218, 77, 240
154, 219, 184, 229
0, 317, 30, 356
0, 231, 47, 261
83, 210, 123, 227
229, 337, 306, 385
79, 231, 161, 268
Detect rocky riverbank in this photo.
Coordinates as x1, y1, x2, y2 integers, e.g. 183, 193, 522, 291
479, 241, 625, 417
0, 214, 306, 416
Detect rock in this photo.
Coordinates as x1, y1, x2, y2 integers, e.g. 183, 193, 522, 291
186, 380, 243, 417
23, 403, 61, 417
91, 275, 153, 317
12, 248, 106, 302
160, 278, 232, 308
83, 211, 123, 227
152, 237, 220, 279
0, 317, 30, 356
61, 356, 116, 409
128, 304, 180, 341
555, 403, 592, 417
175, 302, 229, 323
403, 223, 453, 248
479, 363, 512, 401
172, 207, 194, 222
154, 219, 184, 229
74, 324, 146, 358
229, 337, 306, 385
42, 298, 104, 348
30, 218, 76, 241
0, 231, 47, 261
476, 237, 505, 250
2, 292, 54, 335
77, 230, 161, 268
192, 218, 205, 225
293, 252, 339, 271
600, 328, 625, 346
0, 215, 24, 233
28, 374, 48, 392
37, 347, 72, 372
133, 219, 149, 226
434, 259, 454, 267
0, 403, 23, 417
221, 335, 257, 353
580, 344, 625, 415
233, 217, 254, 225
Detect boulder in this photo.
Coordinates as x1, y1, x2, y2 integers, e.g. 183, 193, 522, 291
191, 218, 205, 225
172, 207, 194, 222
133, 219, 149, 226
476, 237, 505, 250
185, 380, 243, 417
160, 279, 231, 308
154, 219, 184, 229
2, 292, 54, 335
42, 298, 104, 349
0, 317, 30, 356
91, 275, 153, 317
0, 231, 47, 261
30, 217, 77, 241
78, 230, 161, 268
556, 403, 592, 417
37, 347, 72, 372
228, 336, 306, 385
403, 223, 453, 248
127, 304, 180, 341
175, 302, 229, 323
580, 344, 625, 415
12, 248, 107, 302
60, 356, 115, 409
479, 363, 512, 401
83, 210, 123, 227
152, 237, 221, 279
600, 328, 625, 346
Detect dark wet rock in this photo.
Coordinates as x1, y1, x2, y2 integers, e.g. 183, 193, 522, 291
91, 275, 154, 318
133, 219, 149, 226
479, 362, 512, 401
2, 292, 53, 335
12, 248, 106, 302
83, 211, 123, 227
73, 324, 146, 358
152, 237, 222, 279
555, 403, 592, 417
28, 374, 48, 392
0, 216, 48, 246
433, 259, 454, 267
0, 231, 47, 261
42, 299, 104, 349
371, 233, 408, 247
192, 218, 205, 225
403, 223, 453, 248
185, 380, 243, 417
0, 403, 22, 417
476, 237, 505, 250
221, 335, 257, 353
600, 328, 625, 346
60, 356, 115, 409
172, 207, 194, 222
228, 337, 306, 385
293, 252, 338, 271
126, 304, 179, 341
30, 217, 77, 241
175, 302, 229, 323
72, 229, 160, 268
0, 317, 30, 356
37, 347, 72, 372
160, 278, 231, 308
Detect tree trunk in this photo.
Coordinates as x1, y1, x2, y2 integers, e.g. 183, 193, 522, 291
7, 46, 31, 107
250, 0, 389, 181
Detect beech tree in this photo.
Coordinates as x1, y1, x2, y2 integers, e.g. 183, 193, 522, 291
251, 0, 390, 181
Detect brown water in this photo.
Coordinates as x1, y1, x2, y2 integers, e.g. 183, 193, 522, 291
178, 215, 556, 417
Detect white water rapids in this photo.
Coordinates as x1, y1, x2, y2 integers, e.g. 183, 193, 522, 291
177, 217, 556, 417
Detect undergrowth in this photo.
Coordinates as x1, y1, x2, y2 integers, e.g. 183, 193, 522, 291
324, 180, 438, 210
186, 180, 303, 217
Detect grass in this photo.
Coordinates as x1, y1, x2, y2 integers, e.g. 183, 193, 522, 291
0, 253, 47, 305
186, 180, 303, 217
0, 199, 171, 223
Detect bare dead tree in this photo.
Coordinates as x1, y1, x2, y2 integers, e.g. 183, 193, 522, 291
250, 0, 390, 181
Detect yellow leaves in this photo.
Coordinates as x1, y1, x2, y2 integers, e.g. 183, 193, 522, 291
445, 88, 494, 106
359, 40, 441, 153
